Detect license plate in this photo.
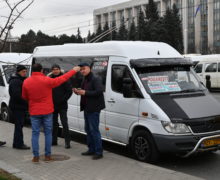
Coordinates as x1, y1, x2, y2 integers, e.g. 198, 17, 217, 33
202, 138, 220, 147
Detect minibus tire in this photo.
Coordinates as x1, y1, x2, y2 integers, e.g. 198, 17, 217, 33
131, 130, 159, 163
1, 105, 12, 123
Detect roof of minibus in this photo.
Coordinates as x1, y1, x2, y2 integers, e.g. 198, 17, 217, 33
185, 54, 220, 62
0, 53, 32, 65
33, 41, 183, 60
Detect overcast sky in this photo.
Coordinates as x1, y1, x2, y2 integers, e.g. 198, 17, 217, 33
1, 0, 129, 38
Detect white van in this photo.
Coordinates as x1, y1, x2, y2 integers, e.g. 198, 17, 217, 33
194, 55, 220, 89
32, 41, 220, 162
0, 53, 32, 122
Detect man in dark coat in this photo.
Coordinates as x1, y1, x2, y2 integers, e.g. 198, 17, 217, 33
9, 65, 30, 149
50, 64, 72, 149
73, 62, 105, 160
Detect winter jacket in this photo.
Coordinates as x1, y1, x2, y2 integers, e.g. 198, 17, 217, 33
22, 70, 76, 116
9, 73, 28, 111
50, 73, 72, 111
80, 72, 105, 112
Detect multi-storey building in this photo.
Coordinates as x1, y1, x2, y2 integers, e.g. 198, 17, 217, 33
93, 0, 220, 54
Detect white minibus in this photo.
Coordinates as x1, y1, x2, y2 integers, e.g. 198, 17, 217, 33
0, 53, 32, 122
32, 41, 220, 162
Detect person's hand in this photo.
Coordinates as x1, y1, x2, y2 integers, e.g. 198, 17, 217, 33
77, 89, 86, 96
73, 66, 80, 72
72, 88, 78, 94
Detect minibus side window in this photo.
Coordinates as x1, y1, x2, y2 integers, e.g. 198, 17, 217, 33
194, 64, 203, 73
0, 69, 5, 86
34, 57, 90, 88
112, 65, 138, 96
91, 60, 108, 90
205, 63, 217, 73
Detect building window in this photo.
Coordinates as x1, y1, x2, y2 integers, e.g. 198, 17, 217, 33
111, 12, 116, 27
97, 15, 101, 27
136, 6, 141, 19
104, 13, 108, 26
175, 0, 182, 20
165, 0, 171, 9
200, 0, 208, 54
119, 10, 124, 24
127, 8, 132, 28
188, 0, 195, 53
156, 2, 161, 16
214, 0, 220, 50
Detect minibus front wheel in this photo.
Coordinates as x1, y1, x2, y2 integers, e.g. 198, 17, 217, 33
131, 130, 159, 163
1, 105, 12, 123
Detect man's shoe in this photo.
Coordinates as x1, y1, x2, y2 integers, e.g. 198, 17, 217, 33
81, 151, 95, 156
92, 154, 103, 160
14, 144, 30, 150
32, 157, 39, 163
65, 143, 71, 149
44, 156, 53, 162
0, 141, 6, 146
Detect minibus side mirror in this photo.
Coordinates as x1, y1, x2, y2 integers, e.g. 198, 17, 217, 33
122, 78, 143, 98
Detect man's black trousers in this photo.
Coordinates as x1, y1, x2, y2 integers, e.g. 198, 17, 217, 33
52, 109, 70, 144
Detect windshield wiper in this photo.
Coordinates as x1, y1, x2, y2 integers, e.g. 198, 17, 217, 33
179, 89, 203, 93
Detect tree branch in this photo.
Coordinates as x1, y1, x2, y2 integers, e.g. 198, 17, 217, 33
0, 0, 34, 51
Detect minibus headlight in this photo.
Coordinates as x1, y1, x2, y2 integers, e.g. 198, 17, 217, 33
161, 121, 191, 134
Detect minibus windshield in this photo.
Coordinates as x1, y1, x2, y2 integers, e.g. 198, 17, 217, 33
136, 66, 205, 94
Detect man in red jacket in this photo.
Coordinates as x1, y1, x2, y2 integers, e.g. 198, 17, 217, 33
22, 63, 80, 163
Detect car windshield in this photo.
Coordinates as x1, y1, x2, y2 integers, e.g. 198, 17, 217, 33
2, 65, 30, 83
136, 66, 205, 94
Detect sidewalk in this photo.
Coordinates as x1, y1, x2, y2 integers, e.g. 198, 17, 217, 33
0, 121, 203, 180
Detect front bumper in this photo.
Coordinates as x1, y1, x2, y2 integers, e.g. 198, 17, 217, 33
153, 132, 220, 157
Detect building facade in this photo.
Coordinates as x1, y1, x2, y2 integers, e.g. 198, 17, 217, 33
93, 0, 220, 54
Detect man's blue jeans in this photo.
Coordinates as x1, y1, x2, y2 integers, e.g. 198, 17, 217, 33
30, 114, 53, 157
84, 111, 103, 155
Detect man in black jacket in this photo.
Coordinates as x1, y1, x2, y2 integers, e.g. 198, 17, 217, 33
9, 65, 30, 150
73, 62, 105, 160
50, 64, 72, 149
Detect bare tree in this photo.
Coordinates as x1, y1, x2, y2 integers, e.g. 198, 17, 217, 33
0, 0, 34, 52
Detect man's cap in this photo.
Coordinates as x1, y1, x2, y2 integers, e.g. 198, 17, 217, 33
51, 64, 61, 70
16, 65, 27, 73
78, 62, 90, 67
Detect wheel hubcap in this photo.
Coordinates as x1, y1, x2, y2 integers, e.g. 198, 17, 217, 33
2, 110, 8, 121
135, 136, 150, 160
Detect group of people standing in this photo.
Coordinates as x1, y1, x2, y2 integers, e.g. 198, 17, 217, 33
0, 62, 105, 162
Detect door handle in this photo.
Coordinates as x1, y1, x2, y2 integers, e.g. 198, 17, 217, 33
107, 99, 115, 103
